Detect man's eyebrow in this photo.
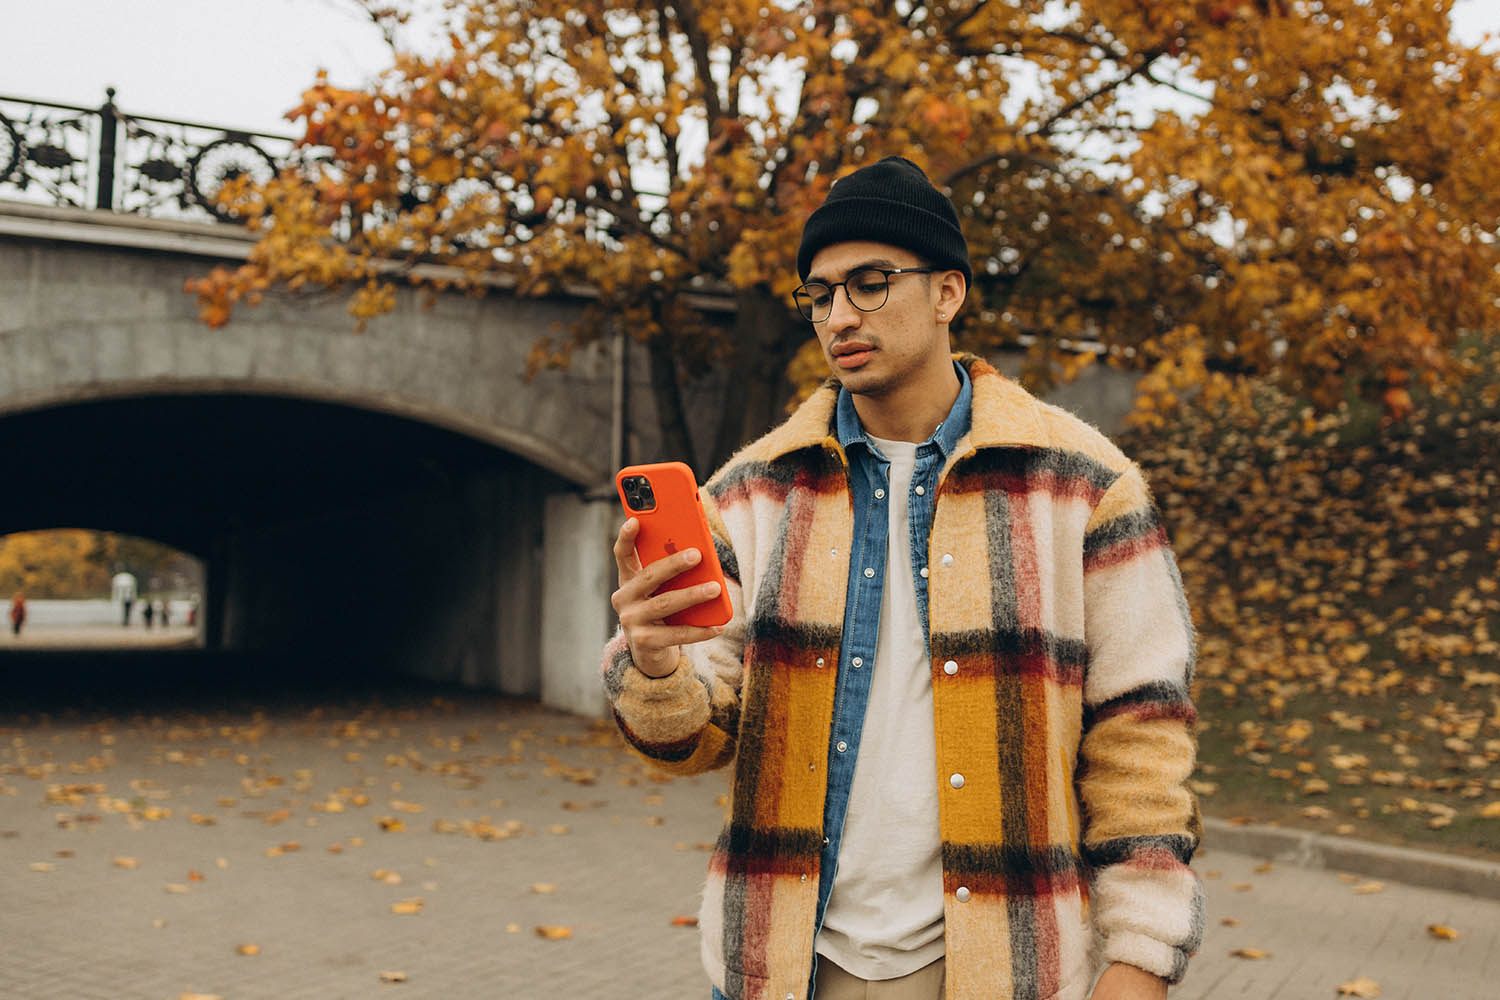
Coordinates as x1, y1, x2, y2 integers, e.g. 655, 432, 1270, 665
806, 258, 899, 283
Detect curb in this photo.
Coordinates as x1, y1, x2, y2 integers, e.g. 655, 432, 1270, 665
1201, 816, 1500, 900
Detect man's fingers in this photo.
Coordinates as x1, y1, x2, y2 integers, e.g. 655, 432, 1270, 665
612, 518, 644, 579
615, 544, 705, 599
616, 579, 722, 623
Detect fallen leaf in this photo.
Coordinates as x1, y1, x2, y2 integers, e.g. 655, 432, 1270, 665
1230, 947, 1271, 959
531, 882, 557, 894
379, 970, 408, 983
29, 862, 55, 872
236, 944, 260, 956
377, 816, 406, 832
1427, 924, 1460, 940
1336, 975, 1381, 997
390, 898, 424, 915
178, 994, 224, 1000
1232, 882, 1254, 891
1352, 881, 1385, 894
671, 915, 699, 927
1254, 862, 1273, 873
1220, 917, 1240, 927
535, 925, 573, 940
1480, 801, 1500, 819
164, 883, 190, 894
505, 923, 521, 933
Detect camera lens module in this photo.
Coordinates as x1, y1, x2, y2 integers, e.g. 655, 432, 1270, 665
621, 475, 656, 511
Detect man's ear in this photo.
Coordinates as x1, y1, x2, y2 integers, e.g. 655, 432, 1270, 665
934, 270, 967, 320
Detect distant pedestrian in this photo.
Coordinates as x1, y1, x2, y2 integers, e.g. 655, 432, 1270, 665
8, 592, 25, 636
142, 600, 154, 629
160, 599, 171, 628
112, 571, 137, 627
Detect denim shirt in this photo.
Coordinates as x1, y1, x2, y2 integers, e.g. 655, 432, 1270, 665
813, 363, 972, 970
711, 365, 972, 1000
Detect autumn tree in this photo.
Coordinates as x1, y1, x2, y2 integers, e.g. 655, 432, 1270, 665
0, 531, 200, 599
190, 0, 1500, 468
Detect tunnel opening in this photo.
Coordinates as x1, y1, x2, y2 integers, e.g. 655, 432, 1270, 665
1, 392, 566, 707
0, 527, 205, 648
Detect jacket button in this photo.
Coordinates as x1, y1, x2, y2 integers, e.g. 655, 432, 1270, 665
915, 485, 925, 496
943, 660, 958, 675
816, 657, 825, 668
851, 656, 863, 668
919, 567, 930, 579
940, 553, 954, 567
956, 886, 971, 902
836, 741, 848, 753
875, 488, 885, 499
863, 567, 875, 578
949, 773, 965, 789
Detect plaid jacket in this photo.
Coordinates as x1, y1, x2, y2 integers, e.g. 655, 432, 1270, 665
603, 356, 1203, 1000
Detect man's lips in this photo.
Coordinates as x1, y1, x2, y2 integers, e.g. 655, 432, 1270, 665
831, 342, 874, 369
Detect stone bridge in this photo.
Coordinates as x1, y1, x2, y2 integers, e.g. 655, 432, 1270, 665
0, 200, 1138, 714
0, 201, 731, 713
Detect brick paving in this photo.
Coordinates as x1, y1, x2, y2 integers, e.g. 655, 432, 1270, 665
2, 686, 1497, 1000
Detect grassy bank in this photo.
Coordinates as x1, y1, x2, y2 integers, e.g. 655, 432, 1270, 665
1123, 335, 1500, 859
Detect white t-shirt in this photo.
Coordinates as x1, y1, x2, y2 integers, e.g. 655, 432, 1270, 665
815, 436, 945, 980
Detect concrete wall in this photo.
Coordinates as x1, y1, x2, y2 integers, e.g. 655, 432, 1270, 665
540, 493, 618, 717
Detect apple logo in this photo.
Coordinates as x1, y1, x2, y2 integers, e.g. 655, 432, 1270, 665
664, 539, 679, 554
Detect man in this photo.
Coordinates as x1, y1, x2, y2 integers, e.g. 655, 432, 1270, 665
603, 157, 1202, 1000
112, 570, 137, 627
8, 591, 25, 637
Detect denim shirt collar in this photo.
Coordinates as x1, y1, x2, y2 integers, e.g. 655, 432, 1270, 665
834, 360, 972, 457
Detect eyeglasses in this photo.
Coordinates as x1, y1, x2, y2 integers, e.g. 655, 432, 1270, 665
791, 266, 939, 323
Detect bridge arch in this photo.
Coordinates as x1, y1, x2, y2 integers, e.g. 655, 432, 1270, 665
0, 207, 632, 489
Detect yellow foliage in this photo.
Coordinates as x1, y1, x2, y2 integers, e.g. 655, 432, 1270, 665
188, 0, 1500, 461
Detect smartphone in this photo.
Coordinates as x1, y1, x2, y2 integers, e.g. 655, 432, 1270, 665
616, 461, 733, 628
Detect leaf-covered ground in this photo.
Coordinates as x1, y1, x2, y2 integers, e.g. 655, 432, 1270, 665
1124, 335, 1500, 858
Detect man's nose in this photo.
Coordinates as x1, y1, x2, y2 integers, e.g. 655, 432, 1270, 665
825, 284, 861, 331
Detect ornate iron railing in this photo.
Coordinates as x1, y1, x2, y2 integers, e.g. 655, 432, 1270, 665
0, 88, 313, 223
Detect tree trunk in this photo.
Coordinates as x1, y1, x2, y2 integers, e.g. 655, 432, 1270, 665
648, 336, 696, 465
706, 291, 808, 470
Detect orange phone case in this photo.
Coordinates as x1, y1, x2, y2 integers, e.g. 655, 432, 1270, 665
616, 461, 733, 628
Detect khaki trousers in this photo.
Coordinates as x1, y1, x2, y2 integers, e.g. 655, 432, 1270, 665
813, 956, 945, 1000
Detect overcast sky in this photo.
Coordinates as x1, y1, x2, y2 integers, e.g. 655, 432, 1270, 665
0, 0, 1496, 137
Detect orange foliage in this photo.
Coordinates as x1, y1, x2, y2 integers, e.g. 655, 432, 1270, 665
191, 0, 1500, 457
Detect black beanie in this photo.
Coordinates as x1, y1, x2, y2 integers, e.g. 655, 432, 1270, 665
797, 156, 971, 286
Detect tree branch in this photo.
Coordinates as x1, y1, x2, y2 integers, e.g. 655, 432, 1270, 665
669, 0, 724, 134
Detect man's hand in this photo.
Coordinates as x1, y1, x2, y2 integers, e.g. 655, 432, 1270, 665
610, 517, 725, 678
1089, 963, 1168, 1000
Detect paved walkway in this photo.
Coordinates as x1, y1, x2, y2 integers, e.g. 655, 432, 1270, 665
2, 688, 1496, 999
0, 624, 198, 649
